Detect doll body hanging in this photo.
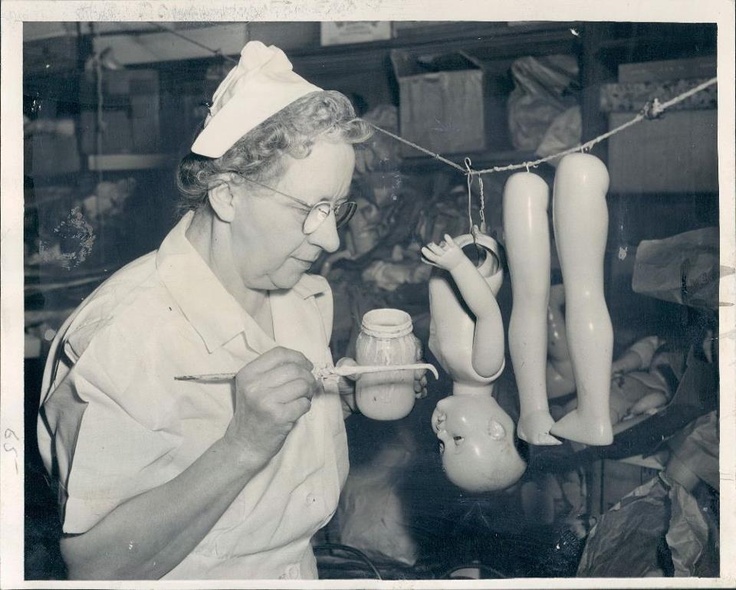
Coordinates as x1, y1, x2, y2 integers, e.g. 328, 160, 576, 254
423, 231, 526, 493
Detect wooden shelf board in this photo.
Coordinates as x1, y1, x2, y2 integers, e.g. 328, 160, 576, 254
87, 153, 175, 171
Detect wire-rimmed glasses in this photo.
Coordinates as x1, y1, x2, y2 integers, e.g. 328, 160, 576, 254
240, 176, 357, 235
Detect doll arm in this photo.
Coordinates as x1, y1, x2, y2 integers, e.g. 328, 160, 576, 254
422, 235, 504, 378
611, 336, 664, 375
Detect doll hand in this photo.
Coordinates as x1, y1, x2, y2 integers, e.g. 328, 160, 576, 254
413, 335, 428, 399
628, 391, 669, 417
414, 371, 428, 399
335, 357, 358, 393
335, 357, 358, 416
421, 234, 466, 271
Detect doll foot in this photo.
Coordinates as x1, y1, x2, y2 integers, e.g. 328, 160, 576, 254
549, 409, 613, 446
517, 411, 562, 446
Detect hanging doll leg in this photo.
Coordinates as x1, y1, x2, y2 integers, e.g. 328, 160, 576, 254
503, 172, 560, 445
549, 154, 614, 445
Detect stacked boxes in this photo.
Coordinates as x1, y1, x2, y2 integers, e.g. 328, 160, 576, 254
391, 49, 486, 158
602, 56, 717, 193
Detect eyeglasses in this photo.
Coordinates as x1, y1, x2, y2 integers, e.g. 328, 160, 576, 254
240, 176, 357, 235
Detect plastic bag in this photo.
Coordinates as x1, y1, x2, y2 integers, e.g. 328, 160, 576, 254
507, 55, 580, 151
535, 105, 582, 165
578, 411, 719, 577
577, 476, 669, 577
632, 227, 720, 310
666, 411, 719, 492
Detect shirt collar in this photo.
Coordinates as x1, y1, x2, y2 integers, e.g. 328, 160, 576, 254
155, 212, 329, 353
289, 272, 330, 300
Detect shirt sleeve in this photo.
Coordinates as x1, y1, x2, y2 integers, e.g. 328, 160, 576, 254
42, 320, 182, 534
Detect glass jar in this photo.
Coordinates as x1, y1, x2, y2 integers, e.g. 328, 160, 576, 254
355, 308, 418, 420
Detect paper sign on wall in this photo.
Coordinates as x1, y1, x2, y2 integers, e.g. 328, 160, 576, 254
320, 22, 392, 46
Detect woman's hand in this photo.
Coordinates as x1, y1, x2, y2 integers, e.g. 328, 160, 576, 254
224, 346, 318, 468
58, 346, 317, 580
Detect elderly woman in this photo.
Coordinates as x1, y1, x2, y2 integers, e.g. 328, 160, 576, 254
38, 41, 373, 580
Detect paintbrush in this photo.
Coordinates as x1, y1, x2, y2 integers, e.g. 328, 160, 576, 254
175, 362, 439, 383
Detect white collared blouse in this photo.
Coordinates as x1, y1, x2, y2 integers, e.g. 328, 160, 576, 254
38, 212, 348, 579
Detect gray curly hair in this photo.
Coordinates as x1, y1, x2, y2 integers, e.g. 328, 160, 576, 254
176, 90, 373, 212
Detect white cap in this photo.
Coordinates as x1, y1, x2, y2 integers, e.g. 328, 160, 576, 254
191, 41, 322, 158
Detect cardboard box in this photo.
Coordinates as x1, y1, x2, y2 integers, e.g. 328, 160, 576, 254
606, 54, 718, 194
79, 70, 160, 154
618, 56, 716, 83
391, 49, 485, 158
608, 109, 717, 193
599, 78, 717, 114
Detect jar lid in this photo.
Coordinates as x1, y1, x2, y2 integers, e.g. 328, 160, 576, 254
361, 308, 413, 338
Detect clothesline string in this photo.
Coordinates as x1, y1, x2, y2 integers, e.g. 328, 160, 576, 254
366, 76, 718, 178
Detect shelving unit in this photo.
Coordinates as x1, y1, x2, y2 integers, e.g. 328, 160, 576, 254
290, 22, 581, 74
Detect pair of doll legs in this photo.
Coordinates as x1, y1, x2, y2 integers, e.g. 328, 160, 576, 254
503, 154, 613, 446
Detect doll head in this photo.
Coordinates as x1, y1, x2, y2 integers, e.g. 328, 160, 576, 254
432, 394, 526, 493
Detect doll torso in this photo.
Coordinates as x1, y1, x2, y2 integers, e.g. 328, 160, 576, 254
428, 271, 504, 388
